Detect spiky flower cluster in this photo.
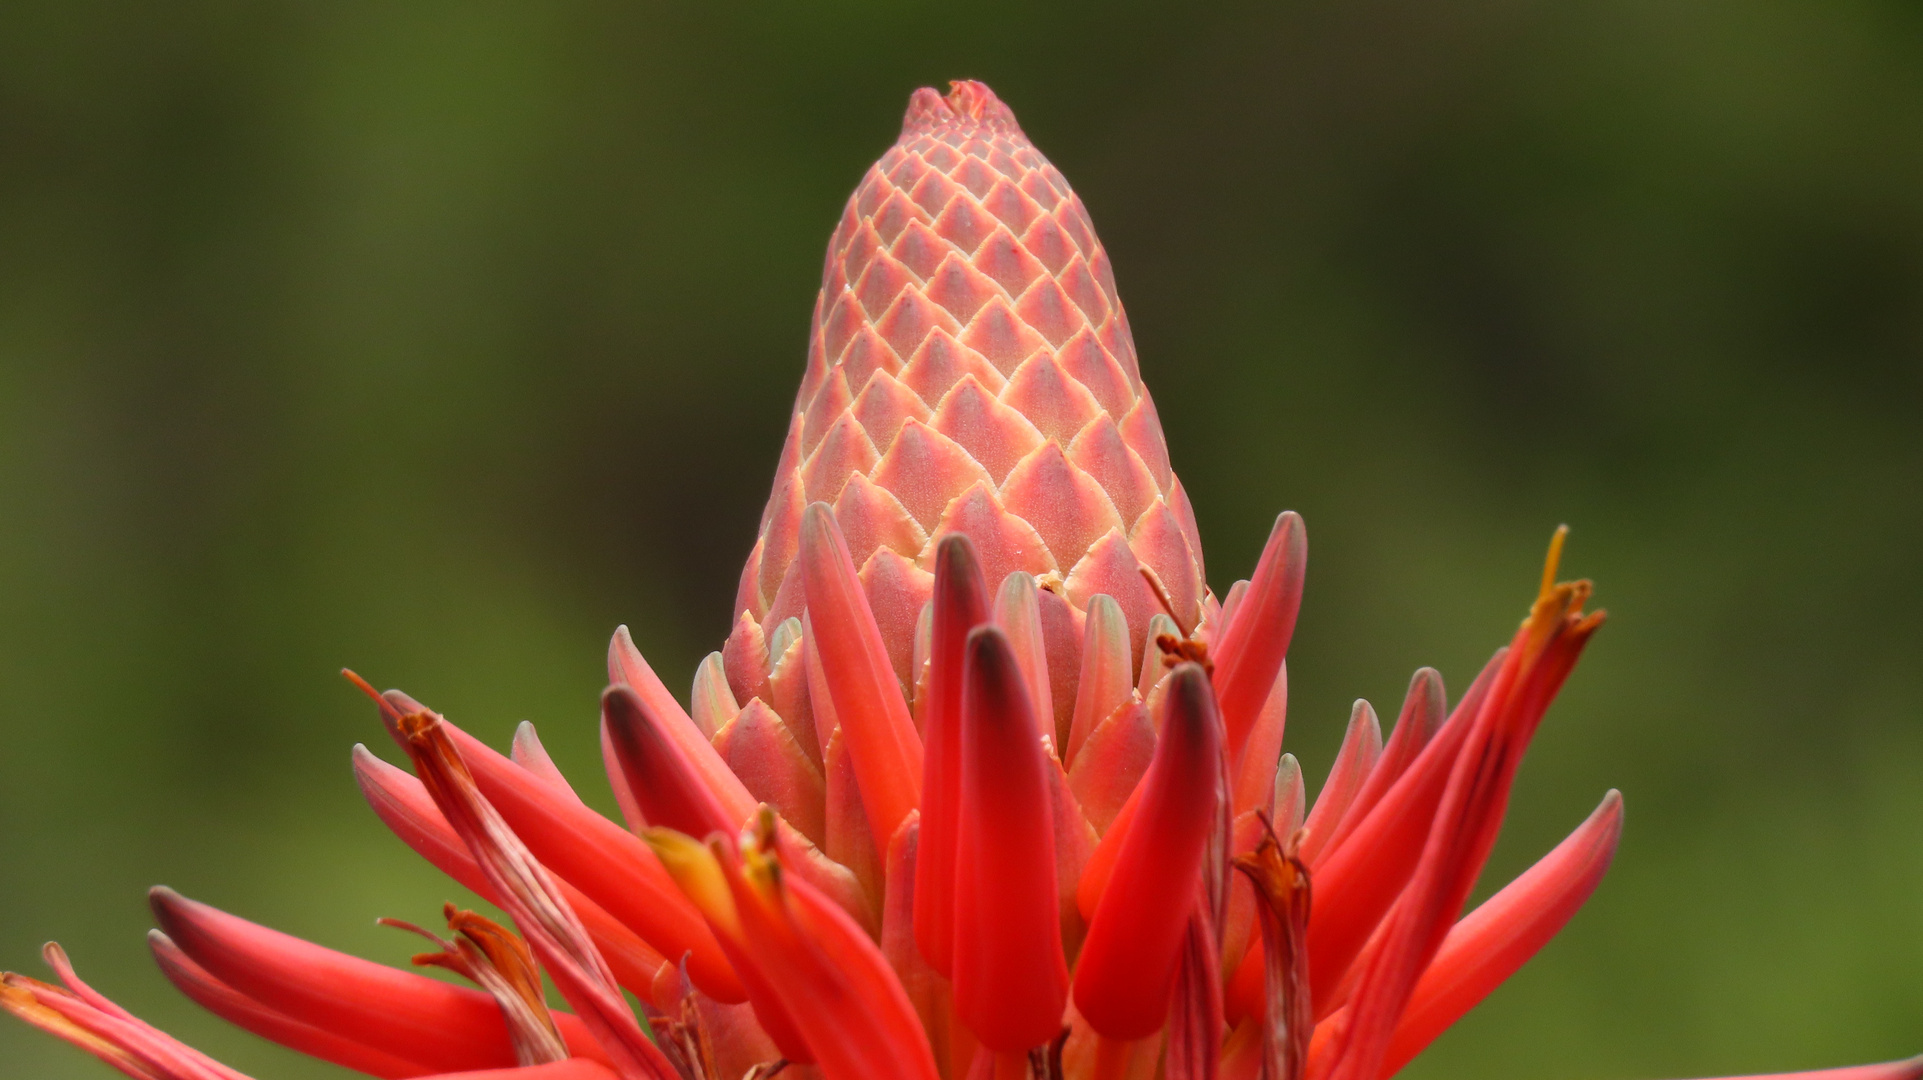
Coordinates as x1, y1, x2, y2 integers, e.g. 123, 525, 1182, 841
5, 80, 1916, 1080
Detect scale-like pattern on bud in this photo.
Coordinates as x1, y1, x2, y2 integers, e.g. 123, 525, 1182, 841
732, 81, 1209, 704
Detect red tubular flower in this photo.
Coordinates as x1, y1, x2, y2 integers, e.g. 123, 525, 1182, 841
915, 532, 994, 977
1074, 663, 1224, 1040
8, 78, 1917, 1080
953, 625, 1070, 1053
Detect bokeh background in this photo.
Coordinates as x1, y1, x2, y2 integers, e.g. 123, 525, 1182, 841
3, 2, 1920, 1077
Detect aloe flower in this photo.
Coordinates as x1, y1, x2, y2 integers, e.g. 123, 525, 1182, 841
5, 80, 1915, 1080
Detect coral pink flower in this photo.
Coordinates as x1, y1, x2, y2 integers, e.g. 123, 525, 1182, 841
6, 80, 1916, 1080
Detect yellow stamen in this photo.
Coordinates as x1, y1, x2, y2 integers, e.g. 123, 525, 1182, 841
1518, 525, 1598, 669
644, 828, 743, 938
1540, 524, 1569, 601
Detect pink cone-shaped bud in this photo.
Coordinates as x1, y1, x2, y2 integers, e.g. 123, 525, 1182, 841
733, 80, 1206, 692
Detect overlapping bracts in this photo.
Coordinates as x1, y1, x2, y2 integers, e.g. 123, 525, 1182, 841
8, 81, 1918, 1080
729, 79, 1208, 743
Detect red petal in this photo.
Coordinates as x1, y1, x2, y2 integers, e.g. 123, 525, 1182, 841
1652, 1064, 1923, 1080
390, 714, 680, 1080
607, 628, 758, 822
688, 653, 740, 742
509, 722, 583, 803
1036, 586, 1087, 758
717, 699, 828, 848
149, 931, 431, 1079
927, 485, 1059, 595
149, 888, 526, 1074
1297, 701, 1382, 866
1165, 911, 1225, 1080
799, 504, 926, 847
833, 471, 928, 569
1209, 511, 1307, 764
1374, 790, 1623, 1076
1303, 651, 1500, 1014
1317, 582, 1604, 1080
1064, 529, 1157, 663
1066, 593, 1134, 768
1073, 665, 1224, 1040
822, 722, 884, 901
992, 572, 1058, 749
953, 627, 1071, 1052
1067, 699, 1154, 836
722, 835, 942, 1080
1321, 667, 1447, 862
414, 1061, 623, 1080
913, 534, 993, 977
603, 685, 739, 838
1229, 663, 1288, 818
4, 957, 245, 1080
883, 817, 976, 1079
860, 546, 937, 697
723, 612, 771, 710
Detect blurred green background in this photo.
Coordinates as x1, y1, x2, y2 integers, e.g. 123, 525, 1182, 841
2, 2, 1919, 1077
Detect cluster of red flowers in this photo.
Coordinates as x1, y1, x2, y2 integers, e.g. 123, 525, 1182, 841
6, 80, 1915, 1080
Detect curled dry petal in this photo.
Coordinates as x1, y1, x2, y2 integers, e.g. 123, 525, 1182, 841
1234, 825, 1314, 1080
352, 746, 673, 1005
357, 678, 743, 1004
384, 695, 681, 1080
